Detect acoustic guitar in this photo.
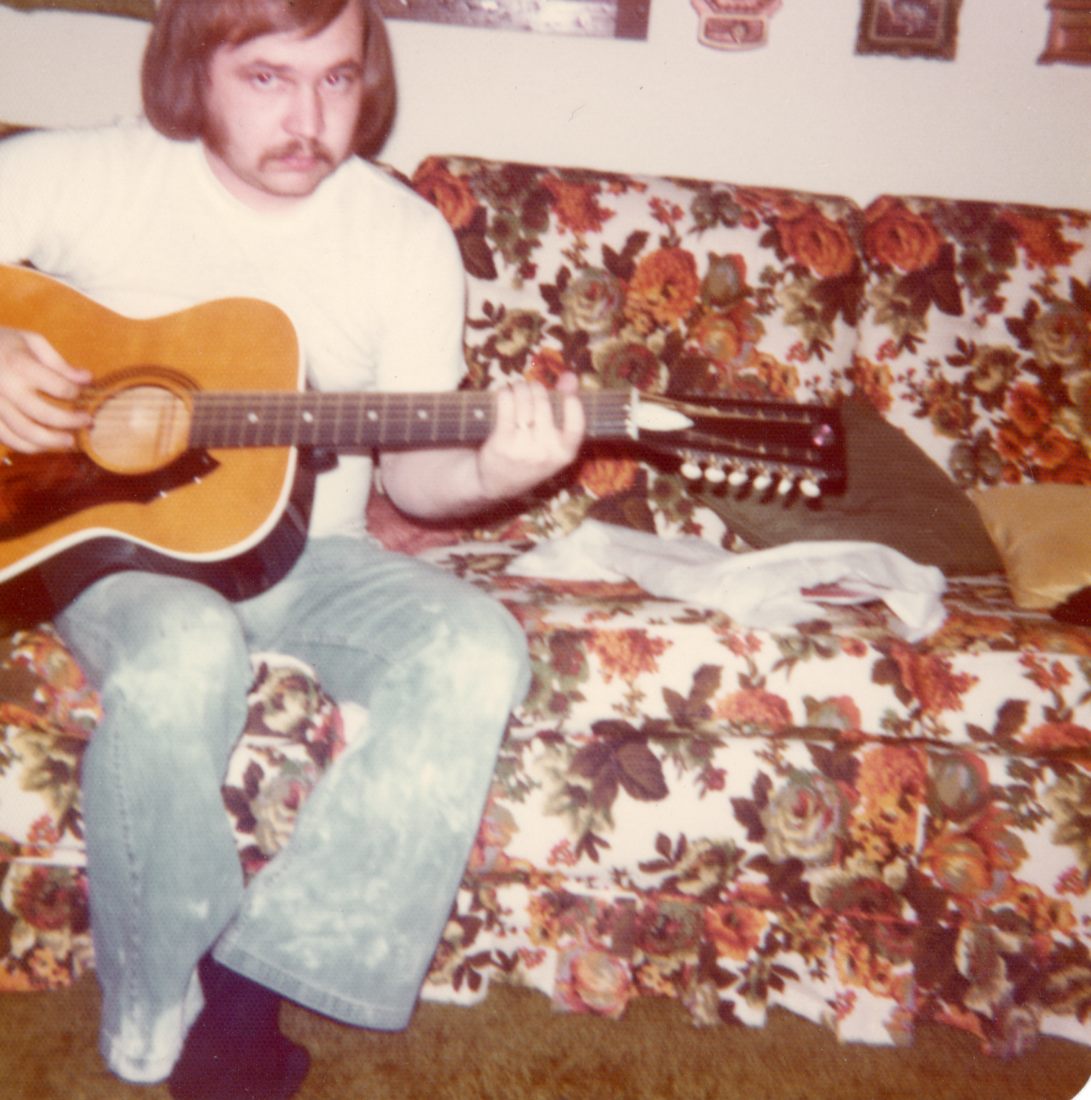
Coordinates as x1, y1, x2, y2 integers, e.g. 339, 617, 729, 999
0, 263, 845, 602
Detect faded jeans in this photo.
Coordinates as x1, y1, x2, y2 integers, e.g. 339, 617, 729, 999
54, 536, 529, 1084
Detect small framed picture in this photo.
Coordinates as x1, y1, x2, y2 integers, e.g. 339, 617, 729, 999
690, 0, 782, 51
1039, 0, 1091, 65
855, 0, 963, 60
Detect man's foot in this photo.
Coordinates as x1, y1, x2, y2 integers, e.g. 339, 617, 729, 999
168, 956, 310, 1100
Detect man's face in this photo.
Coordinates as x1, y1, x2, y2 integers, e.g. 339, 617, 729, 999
202, 0, 367, 212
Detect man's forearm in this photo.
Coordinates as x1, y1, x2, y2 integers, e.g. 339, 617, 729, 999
378, 447, 497, 521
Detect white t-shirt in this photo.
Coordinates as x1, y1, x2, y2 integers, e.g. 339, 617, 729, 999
0, 119, 467, 539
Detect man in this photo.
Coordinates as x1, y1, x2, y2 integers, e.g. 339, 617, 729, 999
0, 1, 585, 1097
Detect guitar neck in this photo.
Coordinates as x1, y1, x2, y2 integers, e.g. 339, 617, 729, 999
188, 389, 633, 450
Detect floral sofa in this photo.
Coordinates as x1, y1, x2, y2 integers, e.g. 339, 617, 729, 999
3, 149, 1091, 1061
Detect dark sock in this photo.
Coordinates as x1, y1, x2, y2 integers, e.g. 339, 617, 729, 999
168, 956, 310, 1100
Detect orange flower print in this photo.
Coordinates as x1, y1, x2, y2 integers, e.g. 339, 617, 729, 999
804, 694, 863, 734
833, 929, 897, 996
995, 424, 1030, 467
715, 688, 792, 731
691, 305, 761, 370
864, 197, 943, 273
524, 347, 568, 388
926, 806, 1027, 904
778, 208, 857, 279
751, 353, 800, 400
585, 629, 669, 683
704, 903, 768, 962
1021, 722, 1091, 753
1033, 428, 1080, 472
412, 158, 480, 232
857, 745, 927, 849
541, 176, 615, 236
13, 865, 88, 932
890, 645, 977, 717
1006, 381, 1053, 438
577, 455, 640, 498
926, 832, 999, 900
1000, 209, 1081, 269
624, 248, 701, 333
848, 356, 894, 413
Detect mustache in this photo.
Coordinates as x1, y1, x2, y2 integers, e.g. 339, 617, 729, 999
260, 140, 336, 168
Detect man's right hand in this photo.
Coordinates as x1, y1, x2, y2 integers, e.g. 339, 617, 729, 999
0, 327, 92, 452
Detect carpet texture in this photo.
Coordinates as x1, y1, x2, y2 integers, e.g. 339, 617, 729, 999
2, 973, 1090, 1100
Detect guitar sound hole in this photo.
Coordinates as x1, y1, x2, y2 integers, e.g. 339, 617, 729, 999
85, 383, 193, 475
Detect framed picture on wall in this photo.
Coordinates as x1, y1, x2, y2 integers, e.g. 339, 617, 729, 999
855, 0, 962, 60
1039, 0, 1091, 65
377, 0, 651, 40
690, 0, 782, 51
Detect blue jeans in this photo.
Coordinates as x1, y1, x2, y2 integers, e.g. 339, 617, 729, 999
55, 536, 529, 1084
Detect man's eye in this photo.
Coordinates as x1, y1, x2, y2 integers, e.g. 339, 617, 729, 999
250, 71, 279, 88
326, 70, 358, 91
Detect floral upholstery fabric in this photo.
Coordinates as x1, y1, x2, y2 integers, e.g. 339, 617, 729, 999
2, 157, 1091, 1060
409, 156, 861, 544
851, 195, 1091, 490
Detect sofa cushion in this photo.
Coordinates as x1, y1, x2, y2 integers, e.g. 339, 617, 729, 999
694, 398, 1004, 574
970, 484, 1091, 608
411, 157, 863, 545
852, 195, 1091, 491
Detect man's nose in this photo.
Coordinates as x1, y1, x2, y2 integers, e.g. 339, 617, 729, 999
286, 84, 324, 138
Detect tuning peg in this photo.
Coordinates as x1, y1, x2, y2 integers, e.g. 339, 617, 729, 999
776, 474, 794, 496
752, 470, 773, 492
680, 456, 703, 480
799, 477, 821, 498
704, 463, 727, 485
727, 467, 750, 488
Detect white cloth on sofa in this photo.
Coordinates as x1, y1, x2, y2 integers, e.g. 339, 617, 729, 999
509, 520, 946, 642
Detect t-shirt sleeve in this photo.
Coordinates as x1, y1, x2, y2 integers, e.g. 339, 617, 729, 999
372, 198, 467, 395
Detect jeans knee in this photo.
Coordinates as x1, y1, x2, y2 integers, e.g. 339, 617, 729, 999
425, 588, 531, 708
62, 574, 252, 760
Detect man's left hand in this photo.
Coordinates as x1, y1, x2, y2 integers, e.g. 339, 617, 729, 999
474, 374, 585, 502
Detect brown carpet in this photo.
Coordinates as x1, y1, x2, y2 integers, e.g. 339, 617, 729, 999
2, 973, 1090, 1100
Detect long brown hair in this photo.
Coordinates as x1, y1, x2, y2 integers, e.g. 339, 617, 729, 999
142, 0, 396, 159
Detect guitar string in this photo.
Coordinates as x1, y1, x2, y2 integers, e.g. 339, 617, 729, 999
81, 392, 635, 450
79, 393, 830, 470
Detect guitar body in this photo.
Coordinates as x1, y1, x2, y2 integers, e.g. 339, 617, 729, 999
0, 265, 303, 595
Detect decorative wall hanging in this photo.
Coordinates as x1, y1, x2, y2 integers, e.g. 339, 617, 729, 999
690, 0, 782, 50
854, 0, 962, 60
1039, 0, 1091, 64
0, 0, 650, 40
0, 0, 154, 16
377, 0, 650, 39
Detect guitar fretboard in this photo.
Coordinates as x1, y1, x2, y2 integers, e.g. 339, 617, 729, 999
188, 389, 633, 450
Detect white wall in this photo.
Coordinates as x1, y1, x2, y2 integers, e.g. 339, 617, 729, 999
2, 0, 1090, 208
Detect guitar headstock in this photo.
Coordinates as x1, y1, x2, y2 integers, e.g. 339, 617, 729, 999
633, 394, 846, 500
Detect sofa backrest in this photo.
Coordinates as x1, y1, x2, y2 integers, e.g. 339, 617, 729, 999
411, 158, 1091, 549
410, 155, 864, 544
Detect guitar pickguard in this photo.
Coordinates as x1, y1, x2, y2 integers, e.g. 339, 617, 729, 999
0, 449, 221, 539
